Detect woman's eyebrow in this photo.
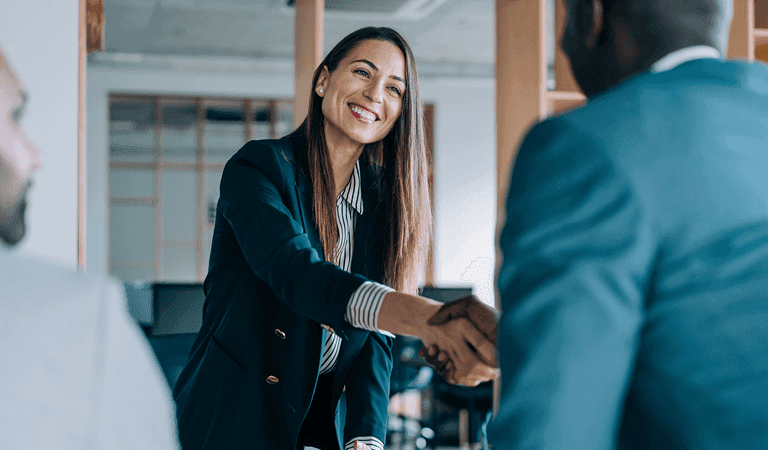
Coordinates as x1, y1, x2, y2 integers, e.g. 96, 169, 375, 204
351, 59, 405, 83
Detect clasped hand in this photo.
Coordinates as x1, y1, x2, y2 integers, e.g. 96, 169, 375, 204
417, 295, 500, 387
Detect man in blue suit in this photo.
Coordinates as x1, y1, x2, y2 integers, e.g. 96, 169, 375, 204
489, 0, 768, 448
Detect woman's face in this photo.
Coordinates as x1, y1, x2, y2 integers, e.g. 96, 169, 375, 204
316, 39, 406, 149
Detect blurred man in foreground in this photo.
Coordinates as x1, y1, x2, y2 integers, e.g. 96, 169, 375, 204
0, 45, 180, 449
491, 0, 768, 448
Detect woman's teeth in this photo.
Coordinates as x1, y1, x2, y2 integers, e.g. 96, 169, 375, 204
350, 105, 376, 122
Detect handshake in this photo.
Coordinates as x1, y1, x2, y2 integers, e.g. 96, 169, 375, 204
417, 295, 501, 387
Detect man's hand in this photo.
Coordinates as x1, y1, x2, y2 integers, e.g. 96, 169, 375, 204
427, 295, 500, 345
376, 292, 499, 387
417, 315, 499, 387
417, 296, 500, 386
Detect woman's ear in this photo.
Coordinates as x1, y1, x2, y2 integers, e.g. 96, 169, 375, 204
315, 66, 330, 97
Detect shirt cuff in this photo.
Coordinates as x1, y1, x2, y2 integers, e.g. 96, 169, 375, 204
344, 436, 385, 450
345, 281, 395, 338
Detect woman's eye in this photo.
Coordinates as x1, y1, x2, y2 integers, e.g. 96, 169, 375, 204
354, 69, 370, 77
388, 86, 402, 96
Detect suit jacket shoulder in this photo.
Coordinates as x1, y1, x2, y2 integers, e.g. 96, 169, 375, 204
222, 136, 299, 204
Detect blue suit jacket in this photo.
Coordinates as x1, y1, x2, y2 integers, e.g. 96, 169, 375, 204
491, 58, 768, 449
173, 130, 393, 450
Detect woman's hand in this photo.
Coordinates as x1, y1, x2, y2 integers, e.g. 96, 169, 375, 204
353, 441, 372, 450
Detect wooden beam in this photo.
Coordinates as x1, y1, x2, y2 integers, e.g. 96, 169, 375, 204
494, 0, 547, 417
727, 0, 755, 60
294, 0, 324, 128
496, 0, 546, 233
86, 0, 105, 54
424, 103, 435, 287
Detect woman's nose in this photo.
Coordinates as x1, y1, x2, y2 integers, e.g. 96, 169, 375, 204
363, 80, 385, 103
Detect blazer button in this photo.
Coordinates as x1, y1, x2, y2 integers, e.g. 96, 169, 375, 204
266, 375, 279, 384
275, 329, 286, 339
321, 324, 336, 334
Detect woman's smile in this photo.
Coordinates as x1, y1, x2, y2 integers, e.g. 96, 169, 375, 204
348, 103, 379, 123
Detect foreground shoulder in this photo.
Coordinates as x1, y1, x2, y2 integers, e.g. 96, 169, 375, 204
0, 253, 124, 334
0, 253, 116, 295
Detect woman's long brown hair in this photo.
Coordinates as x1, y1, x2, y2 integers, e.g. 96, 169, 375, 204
292, 27, 431, 295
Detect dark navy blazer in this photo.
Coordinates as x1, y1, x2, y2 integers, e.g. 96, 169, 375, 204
491, 58, 768, 449
173, 130, 393, 450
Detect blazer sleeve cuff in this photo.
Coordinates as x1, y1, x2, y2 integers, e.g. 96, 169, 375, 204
344, 436, 385, 450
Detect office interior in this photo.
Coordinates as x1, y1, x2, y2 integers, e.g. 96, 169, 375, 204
2, 0, 766, 448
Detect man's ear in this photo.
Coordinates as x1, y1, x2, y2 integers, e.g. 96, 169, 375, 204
315, 66, 329, 97
579, 0, 605, 49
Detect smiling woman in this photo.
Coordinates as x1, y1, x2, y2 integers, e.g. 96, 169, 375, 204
172, 27, 441, 450
303, 28, 430, 294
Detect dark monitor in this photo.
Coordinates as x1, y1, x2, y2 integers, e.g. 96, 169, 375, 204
151, 283, 206, 336
418, 286, 473, 303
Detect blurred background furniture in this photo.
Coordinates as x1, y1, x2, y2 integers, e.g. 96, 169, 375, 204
127, 282, 205, 389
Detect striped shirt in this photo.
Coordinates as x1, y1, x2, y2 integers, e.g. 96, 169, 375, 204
317, 160, 393, 450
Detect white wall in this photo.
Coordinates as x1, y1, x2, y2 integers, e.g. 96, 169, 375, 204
0, 1, 80, 267
87, 63, 497, 304
421, 79, 497, 305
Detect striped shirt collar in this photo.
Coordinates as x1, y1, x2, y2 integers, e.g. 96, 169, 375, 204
650, 45, 722, 73
337, 159, 364, 215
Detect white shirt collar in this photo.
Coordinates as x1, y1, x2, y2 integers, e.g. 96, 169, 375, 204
337, 159, 364, 215
650, 45, 722, 73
